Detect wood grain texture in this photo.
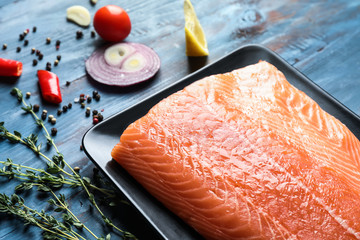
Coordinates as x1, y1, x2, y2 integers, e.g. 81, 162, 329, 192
0, 0, 359, 239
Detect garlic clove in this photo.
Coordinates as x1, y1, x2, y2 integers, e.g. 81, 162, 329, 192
66, 5, 91, 27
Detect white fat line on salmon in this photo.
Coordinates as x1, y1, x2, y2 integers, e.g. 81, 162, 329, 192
273, 155, 360, 239
191, 89, 360, 238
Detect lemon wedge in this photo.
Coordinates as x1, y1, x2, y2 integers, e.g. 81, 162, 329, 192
184, 0, 209, 56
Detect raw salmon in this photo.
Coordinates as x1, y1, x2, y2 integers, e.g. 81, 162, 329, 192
111, 61, 360, 239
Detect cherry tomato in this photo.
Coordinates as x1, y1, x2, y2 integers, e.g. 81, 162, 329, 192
93, 5, 131, 42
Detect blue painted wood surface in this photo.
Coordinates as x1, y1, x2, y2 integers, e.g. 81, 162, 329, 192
0, 0, 359, 239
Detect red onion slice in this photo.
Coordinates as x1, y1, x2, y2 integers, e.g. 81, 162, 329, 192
85, 42, 160, 86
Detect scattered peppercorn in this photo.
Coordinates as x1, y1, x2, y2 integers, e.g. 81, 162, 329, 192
51, 128, 57, 136
74, 167, 80, 172
86, 107, 91, 117
19, 34, 24, 41
41, 110, 47, 120
33, 104, 40, 112
36, 49, 40, 56
91, 31, 96, 38
31, 48, 35, 54
32, 59, 38, 66
92, 90, 98, 97
97, 113, 104, 122
48, 115, 54, 121
80, 145, 83, 151
46, 37, 51, 44
66, 81, 70, 86
87, 96, 92, 103
57, 55, 61, 61
57, 109, 62, 116
32, 26, 37, 32
54, 59, 59, 66
56, 40, 61, 46
76, 30, 83, 39
51, 118, 56, 125
25, 92, 31, 98
62, 105, 68, 112
92, 110, 98, 116
68, 103, 72, 109
81, 102, 86, 108
24, 40, 29, 46
79, 97, 85, 103
46, 65, 51, 71
2, 44, 7, 50
38, 53, 43, 60
94, 94, 100, 101
93, 117, 99, 124
16, 47, 21, 52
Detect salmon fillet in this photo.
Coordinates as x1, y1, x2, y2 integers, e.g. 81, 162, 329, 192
111, 61, 360, 239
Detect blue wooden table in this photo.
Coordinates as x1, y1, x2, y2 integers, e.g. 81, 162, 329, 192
0, 0, 359, 239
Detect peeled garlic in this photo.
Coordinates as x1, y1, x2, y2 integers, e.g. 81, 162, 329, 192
66, 5, 91, 27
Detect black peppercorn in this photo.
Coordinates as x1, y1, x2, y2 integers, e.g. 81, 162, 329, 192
33, 104, 40, 112
91, 31, 96, 38
66, 81, 70, 86
56, 40, 61, 46
2, 44, 7, 50
68, 103, 72, 109
19, 34, 24, 41
92, 90, 98, 97
46, 65, 51, 71
94, 94, 100, 101
38, 53, 43, 60
16, 47, 21, 52
80, 145, 83, 151
79, 96, 85, 103
36, 49, 40, 56
32, 59, 38, 66
87, 96, 92, 103
51, 128, 57, 136
41, 112, 47, 120
97, 113, 104, 122
76, 30, 83, 39
57, 109, 62, 116
62, 105, 68, 112
24, 40, 29, 46
32, 26, 37, 33
92, 110, 98, 116
57, 55, 61, 61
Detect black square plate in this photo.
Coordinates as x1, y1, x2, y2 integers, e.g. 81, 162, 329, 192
82, 44, 360, 239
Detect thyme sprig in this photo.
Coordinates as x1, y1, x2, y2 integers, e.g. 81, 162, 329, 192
0, 192, 82, 240
0, 88, 137, 239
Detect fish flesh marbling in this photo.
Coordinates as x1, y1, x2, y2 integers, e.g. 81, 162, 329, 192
111, 61, 360, 239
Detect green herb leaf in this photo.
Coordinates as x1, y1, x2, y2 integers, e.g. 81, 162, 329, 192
10, 88, 23, 102
37, 185, 51, 192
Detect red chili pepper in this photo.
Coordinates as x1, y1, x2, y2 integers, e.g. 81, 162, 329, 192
37, 70, 62, 104
0, 58, 23, 77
